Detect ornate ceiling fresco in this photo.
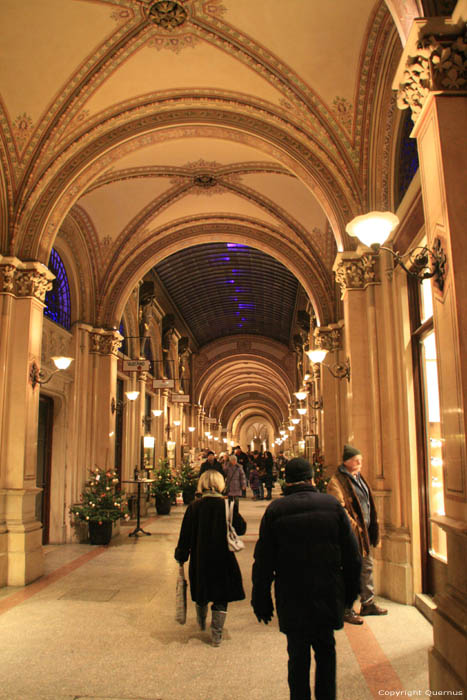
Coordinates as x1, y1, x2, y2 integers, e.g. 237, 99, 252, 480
0, 0, 418, 429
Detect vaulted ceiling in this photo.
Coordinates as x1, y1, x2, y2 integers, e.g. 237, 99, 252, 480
1, 0, 414, 428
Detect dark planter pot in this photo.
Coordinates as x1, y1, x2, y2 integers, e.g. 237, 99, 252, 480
155, 494, 172, 515
182, 488, 196, 505
89, 520, 113, 545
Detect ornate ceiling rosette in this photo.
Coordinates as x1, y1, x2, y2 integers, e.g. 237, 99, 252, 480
147, 1, 188, 30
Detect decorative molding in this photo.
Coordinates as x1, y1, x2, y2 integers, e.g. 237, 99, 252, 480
0, 258, 54, 301
89, 328, 123, 356
396, 32, 467, 122
313, 325, 342, 352
333, 253, 379, 298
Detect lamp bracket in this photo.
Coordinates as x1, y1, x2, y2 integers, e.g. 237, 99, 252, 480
322, 358, 351, 382
379, 237, 446, 291
29, 361, 59, 389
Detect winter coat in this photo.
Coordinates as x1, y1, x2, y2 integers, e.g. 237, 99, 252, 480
199, 458, 223, 476
251, 483, 361, 634
249, 468, 260, 489
175, 494, 246, 605
223, 463, 246, 497
326, 467, 379, 556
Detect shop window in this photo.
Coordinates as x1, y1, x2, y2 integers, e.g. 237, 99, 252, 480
420, 331, 446, 561
44, 248, 71, 330
395, 110, 419, 208
411, 273, 447, 592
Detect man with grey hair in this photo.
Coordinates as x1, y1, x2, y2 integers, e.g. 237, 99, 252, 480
327, 444, 388, 624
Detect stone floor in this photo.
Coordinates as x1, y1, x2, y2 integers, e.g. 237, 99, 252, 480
0, 487, 434, 700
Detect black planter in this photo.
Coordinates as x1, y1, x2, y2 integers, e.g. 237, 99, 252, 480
182, 488, 196, 505
155, 494, 172, 515
89, 520, 113, 545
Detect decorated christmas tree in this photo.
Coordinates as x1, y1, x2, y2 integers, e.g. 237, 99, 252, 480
70, 466, 129, 523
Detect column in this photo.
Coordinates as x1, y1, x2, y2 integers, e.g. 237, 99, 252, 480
395, 8, 467, 691
88, 328, 122, 472
0, 257, 54, 585
313, 323, 345, 467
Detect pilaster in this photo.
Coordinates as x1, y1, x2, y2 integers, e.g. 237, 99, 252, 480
394, 3, 467, 690
0, 257, 54, 585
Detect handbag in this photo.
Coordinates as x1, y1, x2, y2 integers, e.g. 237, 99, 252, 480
225, 499, 245, 552
175, 564, 187, 625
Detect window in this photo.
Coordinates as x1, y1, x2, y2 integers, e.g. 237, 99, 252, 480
119, 321, 128, 357
420, 331, 446, 561
44, 248, 71, 330
395, 110, 419, 208
411, 272, 447, 589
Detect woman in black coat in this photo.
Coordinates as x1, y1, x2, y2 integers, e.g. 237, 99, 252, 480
174, 469, 246, 646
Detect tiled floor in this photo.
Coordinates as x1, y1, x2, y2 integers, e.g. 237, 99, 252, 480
0, 489, 433, 700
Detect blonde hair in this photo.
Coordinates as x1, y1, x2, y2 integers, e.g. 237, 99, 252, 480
198, 469, 225, 494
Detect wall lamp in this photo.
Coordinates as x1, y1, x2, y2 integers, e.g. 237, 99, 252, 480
307, 349, 351, 382
294, 391, 308, 401
346, 211, 447, 290
188, 426, 196, 432
111, 390, 139, 414
30, 356, 73, 389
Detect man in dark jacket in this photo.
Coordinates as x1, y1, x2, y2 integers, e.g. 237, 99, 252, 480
251, 457, 361, 700
327, 444, 388, 624
199, 451, 223, 476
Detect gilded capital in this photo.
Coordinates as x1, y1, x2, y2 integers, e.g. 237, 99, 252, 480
0, 258, 54, 301
90, 328, 123, 356
333, 253, 378, 299
313, 325, 342, 352
394, 16, 467, 122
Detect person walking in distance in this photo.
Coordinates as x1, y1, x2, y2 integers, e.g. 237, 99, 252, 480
251, 457, 361, 700
327, 444, 388, 624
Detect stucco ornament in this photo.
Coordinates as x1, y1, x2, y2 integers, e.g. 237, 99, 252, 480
148, 1, 188, 29
90, 330, 123, 356
16, 270, 53, 301
334, 255, 378, 298
313, 326, 342, 352
397, 33, 467, 121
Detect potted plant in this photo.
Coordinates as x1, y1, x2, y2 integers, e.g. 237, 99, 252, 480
70, 466, 129, 544
151, 459, 179, 515
177, 457, 198, 504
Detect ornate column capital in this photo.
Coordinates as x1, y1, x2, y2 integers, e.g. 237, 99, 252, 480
0, 257, 54, 301
89, 328, 123, 357
313, 323, 343, 352
393, 13, 467, 123
333, 251, 379, 299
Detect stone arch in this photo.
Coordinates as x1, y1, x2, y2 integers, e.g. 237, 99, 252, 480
101, 222, 335, 329
16, 108, 359, 263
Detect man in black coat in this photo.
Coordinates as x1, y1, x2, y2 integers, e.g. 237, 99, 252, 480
251, 457, 361, 700
199, 451, 223, 476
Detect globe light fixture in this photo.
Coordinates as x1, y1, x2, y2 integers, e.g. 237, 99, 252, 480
294, 391, 308, 401
173, 420, 181, 427
29, 356, 74, 389
188, 426, 196, 432
297, 407, 307, 415
346, 211, 446, 290
346, 211, 399, 248
152, 409, 163, 417
291, 418, 300, 425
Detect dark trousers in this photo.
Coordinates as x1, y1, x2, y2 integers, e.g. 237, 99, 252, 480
286, 627, 336, 700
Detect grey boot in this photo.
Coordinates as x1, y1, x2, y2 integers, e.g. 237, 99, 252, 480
195, 604, 208, 631
210, 609, 227, 646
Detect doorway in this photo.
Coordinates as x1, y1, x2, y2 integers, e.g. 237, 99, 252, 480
36, 395, 54, 544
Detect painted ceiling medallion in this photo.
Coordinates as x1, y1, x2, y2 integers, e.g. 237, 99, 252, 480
148, 1, 188, 30
193, 173, 217, 188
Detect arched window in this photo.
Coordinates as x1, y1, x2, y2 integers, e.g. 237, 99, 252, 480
44, 248, 71, 330
395, 110, 419, 208
119, 321, 128, 357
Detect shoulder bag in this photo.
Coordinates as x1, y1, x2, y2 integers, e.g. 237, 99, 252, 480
225, 499, 245, 552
